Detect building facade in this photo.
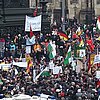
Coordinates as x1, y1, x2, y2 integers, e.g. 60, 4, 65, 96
0, 0, 33, 36
30, 0, 100, 24
0, 0, 100, 34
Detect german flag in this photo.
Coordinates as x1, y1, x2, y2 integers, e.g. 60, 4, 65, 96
79, 36, 84, 47
57, 31, 68, 41
26, 60, 33, 73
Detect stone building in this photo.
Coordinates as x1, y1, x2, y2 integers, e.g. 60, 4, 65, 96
30, 0, 100, 24
0, 0, 33, 34
0, 0, 100, 34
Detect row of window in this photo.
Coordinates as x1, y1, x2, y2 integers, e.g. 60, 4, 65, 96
31, 0, 100, 8
35, 0, 100, 5
70, 0, 100, 5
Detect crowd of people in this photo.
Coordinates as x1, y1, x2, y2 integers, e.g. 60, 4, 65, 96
0, 18, 100, 100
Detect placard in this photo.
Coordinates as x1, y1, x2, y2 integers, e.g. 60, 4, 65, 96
26, 46, 31, 54
25, 15, 41, 31
96, 71, 100, 79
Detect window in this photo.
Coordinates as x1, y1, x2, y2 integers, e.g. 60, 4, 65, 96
97, 0, 100, 4
70, 0, 78, 4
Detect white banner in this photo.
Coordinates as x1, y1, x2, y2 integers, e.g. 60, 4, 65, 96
76, 60, 83, 73
25, 15, 41, 31
0, 64, 11, 71
49, 60, 54, 69
96, 71, 100, 79
26, 46, 31, 54
13, 61, 27, 68
53, 66, 62, 75
79, 49, 85, 58
94, 54, 100, 64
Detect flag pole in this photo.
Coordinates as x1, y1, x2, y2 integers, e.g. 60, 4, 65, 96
97, 44, 99, 68
33, 66, 36, 82
97, 45, 99, 55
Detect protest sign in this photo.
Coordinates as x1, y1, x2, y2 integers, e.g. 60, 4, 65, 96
25, 15, 41, 31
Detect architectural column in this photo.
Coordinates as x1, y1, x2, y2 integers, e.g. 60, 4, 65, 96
29, 0, 36, 8
61, 0, 65, 32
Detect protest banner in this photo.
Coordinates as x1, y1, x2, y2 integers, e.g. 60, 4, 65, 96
25, 15, 41, 32
13, 61, 27, 68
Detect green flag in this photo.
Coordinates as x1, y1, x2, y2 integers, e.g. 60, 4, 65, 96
74, 45, 86, 59
64, 46, 71, 65
0, 79, 3, 85
48, 43, 53, 59
41, 71, 50, 77
48, 42, 56, 59
35, 67, 50, 81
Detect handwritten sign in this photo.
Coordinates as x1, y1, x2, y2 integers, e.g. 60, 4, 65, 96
25, 15, 41, 31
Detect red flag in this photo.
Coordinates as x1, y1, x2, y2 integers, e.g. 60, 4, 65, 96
30, 25, 34, 38
33, 7, 38, 17
72, 33, 78, 39
86, 39, 95, 52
